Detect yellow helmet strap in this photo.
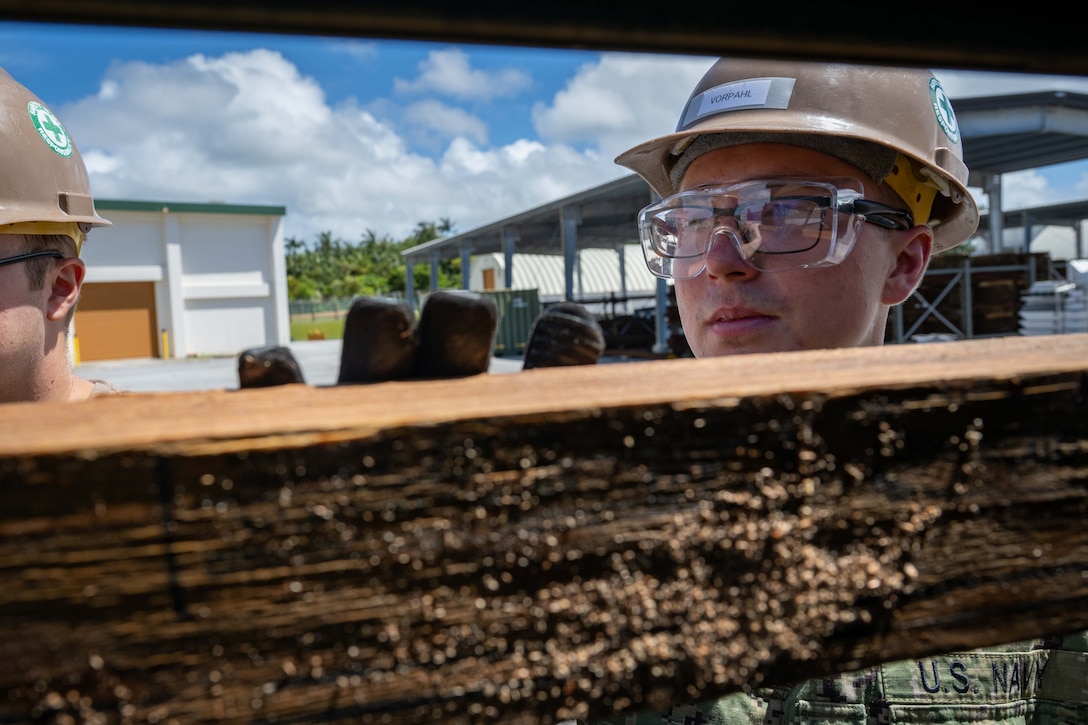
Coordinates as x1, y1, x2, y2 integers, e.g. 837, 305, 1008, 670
0, 221, 85, 255
883, 153, 940, 227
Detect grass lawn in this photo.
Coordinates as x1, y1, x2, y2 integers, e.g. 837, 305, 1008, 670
290, 317, 345, 341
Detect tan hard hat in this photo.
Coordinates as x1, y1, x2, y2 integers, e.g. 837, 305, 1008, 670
615, 58, 980, 252
0, 67, 110, 253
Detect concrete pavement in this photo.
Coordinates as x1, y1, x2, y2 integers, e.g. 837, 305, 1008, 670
74, 339, 525, 393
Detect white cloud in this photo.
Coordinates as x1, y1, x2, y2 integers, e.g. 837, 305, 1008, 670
434, 137, 614, 227
402, 99, 488, 146
532, 53, 714, 160
97, 79, 119, 100
393, 48, 531, 101
60, 49, 623, 243
1001, 169, 1055, 209
80, 149, 120, 175
64, 47, 1088, 250
327, 39, 379, 62
980, 167, 1088, 214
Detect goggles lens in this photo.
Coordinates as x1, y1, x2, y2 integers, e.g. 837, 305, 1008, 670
638, 178, 909, 279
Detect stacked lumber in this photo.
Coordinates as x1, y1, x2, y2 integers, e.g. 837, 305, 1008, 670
1, 334, 1086, 723
895, 252, 1051, 340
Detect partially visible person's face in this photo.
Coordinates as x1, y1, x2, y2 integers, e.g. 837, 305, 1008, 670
674, 143, 928, 357
0, 235, 49, 399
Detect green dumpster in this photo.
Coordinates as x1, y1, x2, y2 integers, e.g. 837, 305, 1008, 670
479, 289, 540, 356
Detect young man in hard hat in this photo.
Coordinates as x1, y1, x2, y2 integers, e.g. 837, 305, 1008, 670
618, 58, 978, 359
601, 57, 1086, 723
0, 68, 116, 404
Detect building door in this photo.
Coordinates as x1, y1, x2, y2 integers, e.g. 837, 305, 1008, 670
75, 282, 159, 361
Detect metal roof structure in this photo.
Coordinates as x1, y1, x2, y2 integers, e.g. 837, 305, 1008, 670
984, 198, 1088, 228
95, 199, 287, 217
957, 91, 1088, 177
403, 173, 651, 260
957, 91, 1088, 256
980, 198, 1088, 259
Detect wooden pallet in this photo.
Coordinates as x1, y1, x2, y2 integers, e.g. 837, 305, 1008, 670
2, 333, 1086, 723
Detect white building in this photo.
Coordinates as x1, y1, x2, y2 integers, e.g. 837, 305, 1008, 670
76, 199, 289, 361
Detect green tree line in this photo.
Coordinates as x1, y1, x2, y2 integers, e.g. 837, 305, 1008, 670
286, 219, 461, 300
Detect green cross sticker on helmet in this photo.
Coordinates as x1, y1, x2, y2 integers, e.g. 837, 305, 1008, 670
929, 78, 960, 145
27, 101, 73, 158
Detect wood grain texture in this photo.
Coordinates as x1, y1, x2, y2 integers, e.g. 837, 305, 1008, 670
1, 334, 1086, 723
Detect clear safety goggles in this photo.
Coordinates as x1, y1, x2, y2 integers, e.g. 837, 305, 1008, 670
637, 178, 914, 279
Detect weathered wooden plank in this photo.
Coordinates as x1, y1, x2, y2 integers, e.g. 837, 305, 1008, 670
1, 334, 1086, 724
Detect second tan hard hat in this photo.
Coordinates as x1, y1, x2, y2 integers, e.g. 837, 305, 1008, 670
615, 58, 980, 252
0, 67, 110, 253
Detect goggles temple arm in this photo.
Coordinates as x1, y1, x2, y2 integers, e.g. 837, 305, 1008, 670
0, 250, 66, 268
848, 198, 914, 230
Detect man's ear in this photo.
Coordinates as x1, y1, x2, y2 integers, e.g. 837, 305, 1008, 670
882, 226, 933, 306
45, 257, 86, 322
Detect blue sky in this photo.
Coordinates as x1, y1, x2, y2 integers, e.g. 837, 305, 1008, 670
0, 22, 600, 149
3, 20, 1088, 244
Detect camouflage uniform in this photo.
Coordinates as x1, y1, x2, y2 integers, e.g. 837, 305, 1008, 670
589, 633, 1088, 724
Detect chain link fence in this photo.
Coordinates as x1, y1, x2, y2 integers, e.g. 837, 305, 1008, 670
289, 296, 410, 340
289, 298, 355, 320
290, 295, 413, 318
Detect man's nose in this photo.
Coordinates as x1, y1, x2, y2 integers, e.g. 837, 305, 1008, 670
702, 227, 759, 279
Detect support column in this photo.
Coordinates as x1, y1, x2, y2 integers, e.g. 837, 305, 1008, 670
405, 260, 416, 310
985, 173, 1003, 255
268, 217, 291, 346
961, 256, 974, 339
1021, 211, 1033, 254
648, 188, 670, 353
429, 252, 440, 292
617, 243, 629, 314
460, 241, 472, 291
163, 211, 186, 359
502, 227, 518, 289
561, 206, 581, 302
653, 278, 669, 354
